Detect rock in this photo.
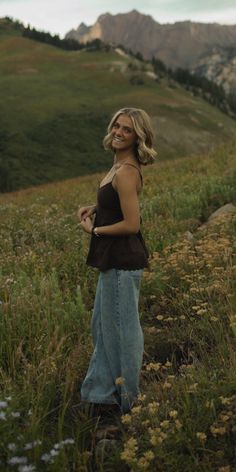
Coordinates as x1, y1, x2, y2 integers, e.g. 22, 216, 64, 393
198, 203, 236, 230
208, 203, 236, 222
184, 230, 194, 242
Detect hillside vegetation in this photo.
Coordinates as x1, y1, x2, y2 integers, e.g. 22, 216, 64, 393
0, 139, 235, 471
0, 22, 236, 193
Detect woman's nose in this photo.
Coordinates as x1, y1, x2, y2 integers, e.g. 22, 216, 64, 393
115, 128, 123, 137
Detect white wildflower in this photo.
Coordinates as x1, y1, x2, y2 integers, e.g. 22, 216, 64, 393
0, 412, 6, 420
62, 438, 75, 445
0, 401, 8, 408
24, 440, 42, 450
18, 466, 36, 472
8, 443, 17, 451
8, 456, 28, 465
11, 412, 20, 418
50, 449, 59, 457
41, 453, 51, 462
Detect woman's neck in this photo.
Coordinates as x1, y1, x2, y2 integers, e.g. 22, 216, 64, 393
113, 150, 138, 166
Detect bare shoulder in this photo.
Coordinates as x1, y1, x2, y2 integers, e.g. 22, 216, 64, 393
113, 164, 142, 192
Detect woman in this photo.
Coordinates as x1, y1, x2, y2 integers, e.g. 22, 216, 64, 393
78, 107, 157, 415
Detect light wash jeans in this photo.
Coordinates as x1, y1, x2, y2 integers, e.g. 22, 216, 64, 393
80, 268, 144, 414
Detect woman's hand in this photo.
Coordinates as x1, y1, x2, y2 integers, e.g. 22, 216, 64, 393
80, 216, 94, 234
77, 205, 96, 222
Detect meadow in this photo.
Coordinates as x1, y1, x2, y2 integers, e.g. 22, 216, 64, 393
0, 138, 236, 471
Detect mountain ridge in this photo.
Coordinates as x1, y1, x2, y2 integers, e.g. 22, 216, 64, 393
65, 10, 236, 95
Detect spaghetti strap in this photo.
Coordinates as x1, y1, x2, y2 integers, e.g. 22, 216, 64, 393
120, 163, 143, 184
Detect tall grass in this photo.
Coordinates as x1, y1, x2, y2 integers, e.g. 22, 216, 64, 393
0, 139, 236, 471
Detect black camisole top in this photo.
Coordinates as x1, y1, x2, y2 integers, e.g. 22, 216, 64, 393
86, 164, 149, 272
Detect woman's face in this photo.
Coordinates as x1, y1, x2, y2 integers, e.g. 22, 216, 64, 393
111, 114, 137, 152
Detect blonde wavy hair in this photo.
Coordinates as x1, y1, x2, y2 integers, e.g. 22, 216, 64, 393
103, 107, 157, 165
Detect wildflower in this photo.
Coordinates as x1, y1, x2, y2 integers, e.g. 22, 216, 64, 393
0, 401, 8, 408
120, 437, 138, 464
220, 414, 230, 422
160, 420, 170, 428
175, 419, 183, 430
210, 425, 227, 435
8, 443, 17, 451
156, 315, 164, 320
137, 394, 146, 402
18, 466, 36, 472
11, 412, 20, 418
41, 453, 51, 462
8, 457, 28, 465
196, 309, 207, 315
163, 382, 172, 389
0, 412, 6, 420
169, 410, 178, 418
187, 383, 198, 392
142, 419, 150, 426
50, 449, 59, 457
150, 434, 163, 446
146, 362, 161, 372
131, 406, 142, 415
219, 396, 231, 405
196, 432, 207, 442
121, 414, 132, 425
143, 451, 155, 461
115, 377, 125, 385
148, 401, 160, 414
61, 438, 75, 445
24, 440, 42, 450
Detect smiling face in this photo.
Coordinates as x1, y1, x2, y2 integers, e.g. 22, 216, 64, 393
111, 114, 138, 153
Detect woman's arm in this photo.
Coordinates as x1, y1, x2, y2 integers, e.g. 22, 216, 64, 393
80, 167, 141, 235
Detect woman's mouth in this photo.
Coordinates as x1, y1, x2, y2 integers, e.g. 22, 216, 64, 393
113, 137, 124, 143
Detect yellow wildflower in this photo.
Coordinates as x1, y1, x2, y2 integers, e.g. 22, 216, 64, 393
160, 420, 170, 428
210, 425, 227, 435
196, 432, 207, 442
175, 419, 183, 430
137, 394, 146, 402
163, 382, 172, 389
131, 406, 142, 415
169, 410, 178, 418
121, 414, 132, 425
219, 396, 231, 405
115, 376, 125, 385
148, 401, 160, 415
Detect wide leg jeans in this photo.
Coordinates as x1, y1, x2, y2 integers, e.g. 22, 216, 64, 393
80, 268, 144, 414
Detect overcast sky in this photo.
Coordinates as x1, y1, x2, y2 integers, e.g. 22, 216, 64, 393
0, 0, 236, 37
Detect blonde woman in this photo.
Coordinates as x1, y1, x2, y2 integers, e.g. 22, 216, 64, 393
78, 107, 157, 416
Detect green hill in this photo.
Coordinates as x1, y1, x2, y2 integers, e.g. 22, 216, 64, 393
0, 21, 236, 192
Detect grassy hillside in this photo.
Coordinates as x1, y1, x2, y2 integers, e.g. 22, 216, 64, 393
0, 139, 235, 471
0, 27, 236, 192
